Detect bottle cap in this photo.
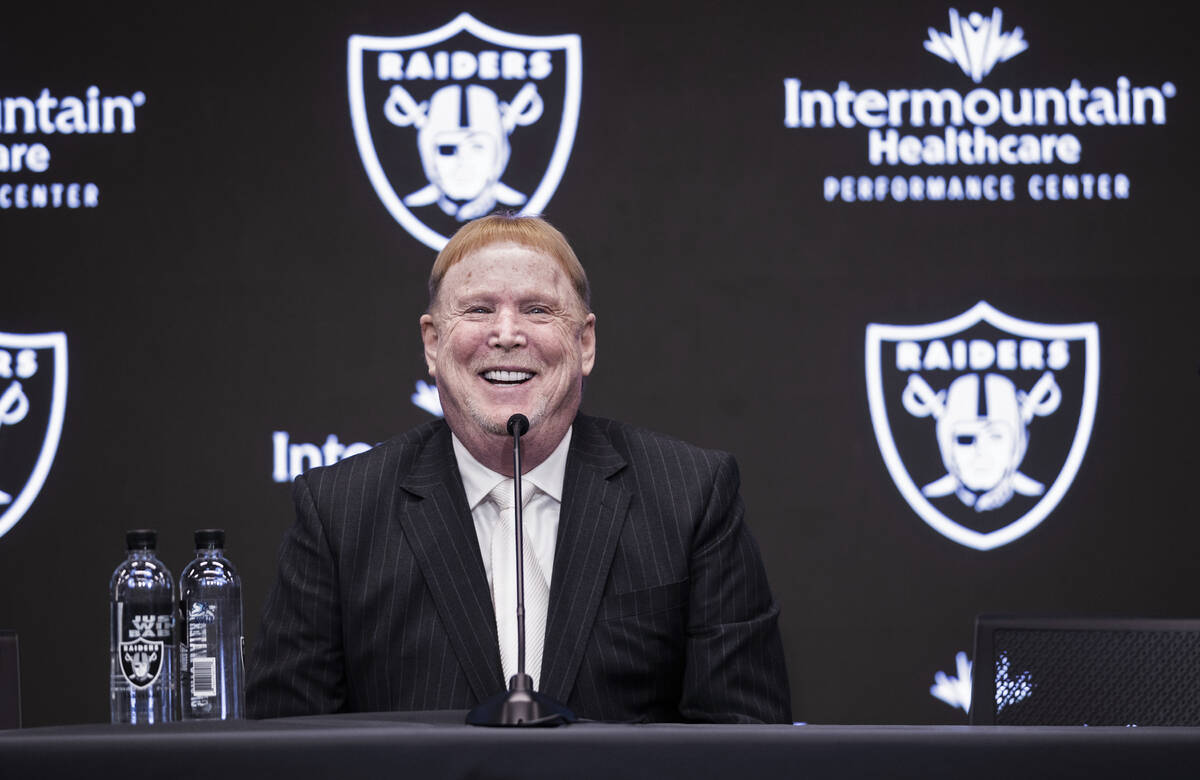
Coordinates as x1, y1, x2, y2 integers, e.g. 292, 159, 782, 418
194, 529, 225, 549
125, 529, 157, 550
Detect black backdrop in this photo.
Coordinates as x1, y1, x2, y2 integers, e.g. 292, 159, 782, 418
1, 0, 1194, 727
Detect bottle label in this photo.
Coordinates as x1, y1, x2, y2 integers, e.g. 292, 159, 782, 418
186, 601, 217, 700
118, 609, 173, 689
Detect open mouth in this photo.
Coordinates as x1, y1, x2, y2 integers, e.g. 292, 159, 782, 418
481, 369, 535, 386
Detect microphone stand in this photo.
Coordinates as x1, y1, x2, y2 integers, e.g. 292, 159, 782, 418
466, 414, 576, 727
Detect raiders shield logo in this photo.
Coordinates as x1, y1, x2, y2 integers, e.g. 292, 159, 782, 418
348, 13, 582, 250
119, 638, 164, 688
866, 303, 1098, 550
0, 332, 67, 540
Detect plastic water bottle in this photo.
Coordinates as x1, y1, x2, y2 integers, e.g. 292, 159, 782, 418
179, 529, 244, 720
110, 529, 176, 724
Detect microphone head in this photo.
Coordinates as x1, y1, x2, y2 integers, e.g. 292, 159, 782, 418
506, 414, 530, 437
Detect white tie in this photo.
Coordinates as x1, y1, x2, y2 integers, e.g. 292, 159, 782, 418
488, 479, 550, 689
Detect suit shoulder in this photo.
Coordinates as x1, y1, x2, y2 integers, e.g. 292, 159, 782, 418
297, 418, 449, 491
578, 414, 735, 475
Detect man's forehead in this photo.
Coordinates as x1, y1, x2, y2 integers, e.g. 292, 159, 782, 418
444, 245, 570, 293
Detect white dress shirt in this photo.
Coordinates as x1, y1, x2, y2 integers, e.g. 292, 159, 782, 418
451, 427, 571, 681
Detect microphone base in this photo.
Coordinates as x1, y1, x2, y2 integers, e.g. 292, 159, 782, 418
465, 674, 576, 727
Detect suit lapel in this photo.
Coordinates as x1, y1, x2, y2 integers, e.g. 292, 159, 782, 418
396, 425, 504, 701
540, 416, 632, 703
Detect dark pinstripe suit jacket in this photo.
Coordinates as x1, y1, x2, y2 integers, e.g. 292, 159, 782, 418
247, 413, 791, 723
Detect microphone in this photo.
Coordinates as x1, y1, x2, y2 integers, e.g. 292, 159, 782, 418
466, 414, 575, 727
508, 414, 530, 686
507, 413, 529, 437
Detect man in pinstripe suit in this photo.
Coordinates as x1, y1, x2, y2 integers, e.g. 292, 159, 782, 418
247, 215, 791, 723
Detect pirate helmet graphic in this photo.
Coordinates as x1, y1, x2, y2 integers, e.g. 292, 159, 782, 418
940, 374, 1026, 494
384, 81, 544, 222
904, 370, 1061, 512
419, 84, 509, 205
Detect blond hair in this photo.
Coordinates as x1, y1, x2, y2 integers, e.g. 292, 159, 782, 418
428, 214, 590, 311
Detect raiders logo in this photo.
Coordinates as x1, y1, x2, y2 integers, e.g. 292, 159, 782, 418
866, 303, 1098, 550
119, 638, 164, 688
0, 332, 67, 540
348, 13, 581, 250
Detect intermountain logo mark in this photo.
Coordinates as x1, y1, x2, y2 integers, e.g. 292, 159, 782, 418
0, 332, 67, 539
348, 14, 581, 250
866, 303, 1098, 550
924, 8, 1028, 83
785, 6, 1174, 203
411, 379, 443, 417
931, 650, 973, 713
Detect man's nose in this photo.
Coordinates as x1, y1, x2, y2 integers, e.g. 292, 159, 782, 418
489, 308, 526, 349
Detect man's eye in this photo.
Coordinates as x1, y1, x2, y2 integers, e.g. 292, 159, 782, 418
528, 306, 548, 315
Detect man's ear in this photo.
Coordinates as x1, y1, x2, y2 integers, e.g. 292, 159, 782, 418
580, 313, 596, 376
420, 313, 438, 377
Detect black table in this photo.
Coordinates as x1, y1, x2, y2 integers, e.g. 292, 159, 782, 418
3, 711, 1199, 779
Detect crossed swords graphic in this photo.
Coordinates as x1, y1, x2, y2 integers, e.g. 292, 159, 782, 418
0, 381, 30, 505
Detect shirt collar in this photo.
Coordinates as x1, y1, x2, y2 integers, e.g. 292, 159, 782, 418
452, 426, 573, 510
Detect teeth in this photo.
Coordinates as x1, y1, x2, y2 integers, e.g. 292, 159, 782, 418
483, 370, 534, 383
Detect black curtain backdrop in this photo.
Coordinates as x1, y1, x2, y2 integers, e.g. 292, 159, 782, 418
0, 0, 1194, 726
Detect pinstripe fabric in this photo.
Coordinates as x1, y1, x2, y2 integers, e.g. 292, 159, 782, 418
247, 414, 791, 723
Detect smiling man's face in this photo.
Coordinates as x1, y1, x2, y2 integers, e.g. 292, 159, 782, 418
420, 241, 596, 466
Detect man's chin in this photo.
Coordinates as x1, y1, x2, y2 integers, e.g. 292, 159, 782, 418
455, 395, 566, 440
467, 408, 527, 437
